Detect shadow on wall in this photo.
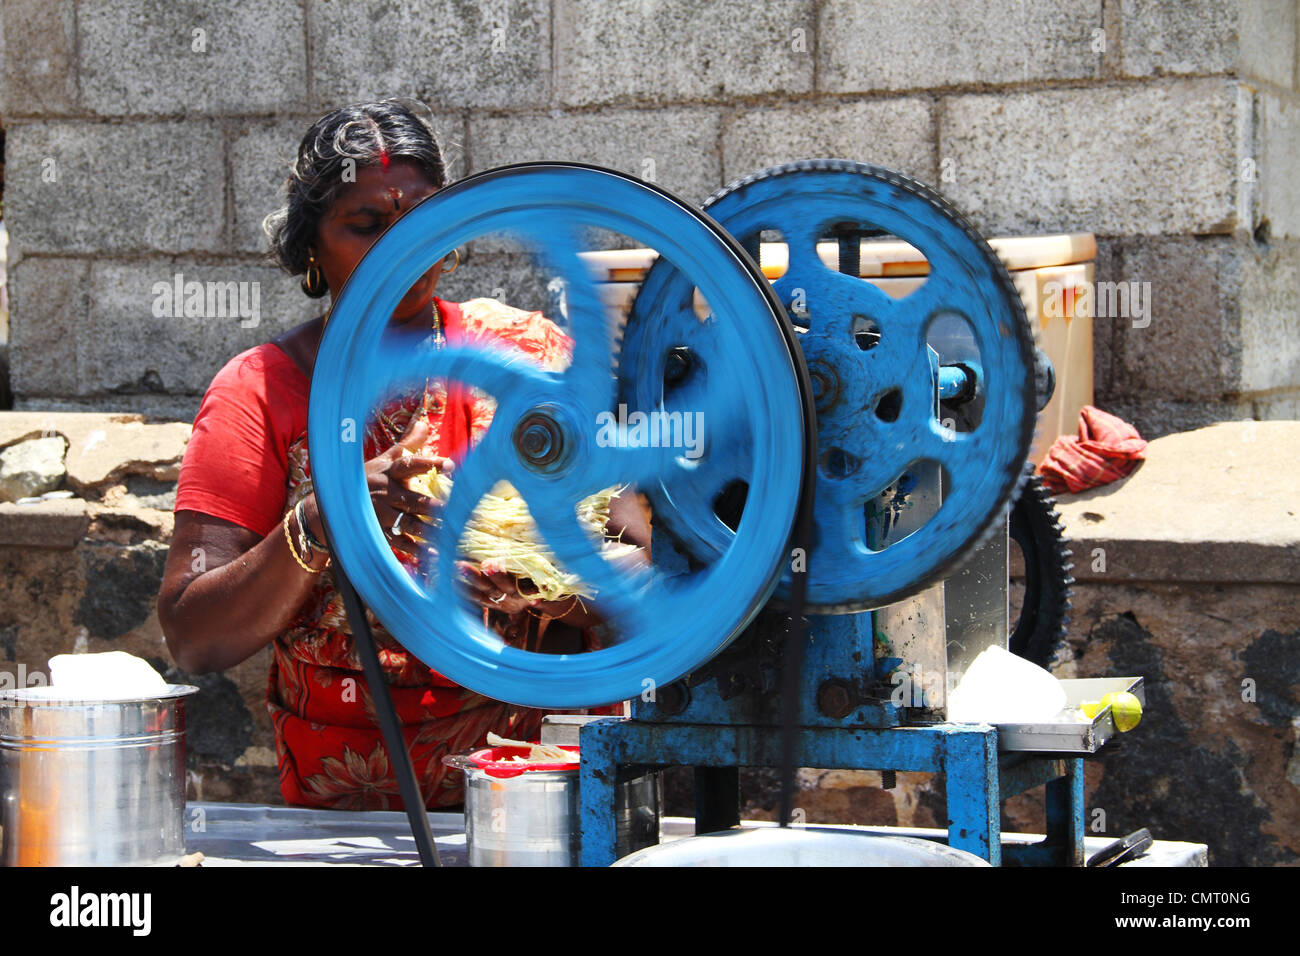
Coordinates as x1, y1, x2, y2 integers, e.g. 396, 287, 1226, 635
1, 122, 9, 409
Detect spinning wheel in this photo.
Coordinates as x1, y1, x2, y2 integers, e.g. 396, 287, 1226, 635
308, 163, 812, 709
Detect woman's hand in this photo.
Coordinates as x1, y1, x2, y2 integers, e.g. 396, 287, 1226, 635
296, 415, 452, 559
458, 563, 533, 616
456, 486, 654, 633
458, 563, 596, 653
459, 561, 600, 629
365, 416, 454, 558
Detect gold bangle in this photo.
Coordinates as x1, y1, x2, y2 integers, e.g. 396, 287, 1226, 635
284, 513, 328, 573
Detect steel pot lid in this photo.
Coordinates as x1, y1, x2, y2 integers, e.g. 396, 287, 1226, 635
613, 826, 991, 867
0, 683, 200, 706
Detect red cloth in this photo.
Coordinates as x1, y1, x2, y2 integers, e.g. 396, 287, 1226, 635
1038, 405, 1147, 494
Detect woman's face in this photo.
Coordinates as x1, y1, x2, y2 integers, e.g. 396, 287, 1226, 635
312, 158, 444, 327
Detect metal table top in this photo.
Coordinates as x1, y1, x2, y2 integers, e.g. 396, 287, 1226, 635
184, 801, 1208, 867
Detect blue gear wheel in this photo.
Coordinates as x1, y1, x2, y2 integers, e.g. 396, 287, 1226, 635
308, 163, 809, 709
623, 160, 1037, 611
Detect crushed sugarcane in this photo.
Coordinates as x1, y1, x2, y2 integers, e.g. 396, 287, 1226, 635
403, 450, 641, 602
485, 731, 576, 763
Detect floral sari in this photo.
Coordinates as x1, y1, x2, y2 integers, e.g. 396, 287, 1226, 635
268, 297, 609, 810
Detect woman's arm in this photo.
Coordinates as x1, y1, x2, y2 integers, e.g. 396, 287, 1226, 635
159, 508, 327, 674
160, 419, 451, 674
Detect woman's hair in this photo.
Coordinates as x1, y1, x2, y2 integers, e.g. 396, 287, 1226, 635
263, 99, 449, 297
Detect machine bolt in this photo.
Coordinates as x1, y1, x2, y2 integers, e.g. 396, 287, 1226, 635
664, 347, 692, 385
513, 409, 566, 469
656, 681, 690, 716
807, 359, 840, 412
816, 679, 857, 719
520, 424, 552, 458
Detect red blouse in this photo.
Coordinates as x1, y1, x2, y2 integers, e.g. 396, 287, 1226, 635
173, 340, 308, 541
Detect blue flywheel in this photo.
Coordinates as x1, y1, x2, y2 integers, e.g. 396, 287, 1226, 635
308, 163, 810, 708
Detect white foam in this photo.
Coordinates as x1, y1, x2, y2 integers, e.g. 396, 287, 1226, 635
946, 644, 1068, 724
44, 651, 170, 701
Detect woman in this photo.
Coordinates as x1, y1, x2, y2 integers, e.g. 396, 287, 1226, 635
159, 101, 645, 811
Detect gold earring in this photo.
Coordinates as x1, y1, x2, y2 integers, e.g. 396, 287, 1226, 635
303, 252, 326, 297
441, 249, 461, 275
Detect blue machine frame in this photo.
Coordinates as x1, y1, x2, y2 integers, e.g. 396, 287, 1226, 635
578, 720, 1084, 866
578, 686, 1085, 866
576, 162, 1081, 867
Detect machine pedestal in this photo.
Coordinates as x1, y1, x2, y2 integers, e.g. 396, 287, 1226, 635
578, 718, 1084, 867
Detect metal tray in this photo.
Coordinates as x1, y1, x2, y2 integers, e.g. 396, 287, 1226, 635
996, 677, 1145, 753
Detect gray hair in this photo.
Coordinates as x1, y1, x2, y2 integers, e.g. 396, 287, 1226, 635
262, 100, 449, 297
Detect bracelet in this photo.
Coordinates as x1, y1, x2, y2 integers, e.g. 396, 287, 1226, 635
530, 595, 581, 620
294, 498, 329, 557
283, 512, 328, 573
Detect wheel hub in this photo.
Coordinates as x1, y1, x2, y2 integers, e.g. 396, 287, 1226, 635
513, 407, 568, 471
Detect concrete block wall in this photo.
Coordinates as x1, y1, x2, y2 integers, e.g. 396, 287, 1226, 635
1, 0, 1298, 432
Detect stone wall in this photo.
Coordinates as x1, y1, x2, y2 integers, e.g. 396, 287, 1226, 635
0, 0, 1296, 432
0, 412, 281, 803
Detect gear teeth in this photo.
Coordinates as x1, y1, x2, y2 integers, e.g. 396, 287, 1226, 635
1009, 463, 1075, 666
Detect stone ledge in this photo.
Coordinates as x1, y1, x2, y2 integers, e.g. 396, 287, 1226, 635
85, 503, 174, 544
0, 499, 90, 549
1052, 421, 1300, 584
1065, 538, 1298, 584
0, 411, 191, 494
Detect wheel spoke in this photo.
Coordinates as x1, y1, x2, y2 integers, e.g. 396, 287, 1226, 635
662, 457, 743, 556
588, 371, 751, 500
882, 274, 965, 339
510, 219, 615, 409
643, 308, 753, 462
592, 433, 694, 496
922, 423, 983, 495
811, 497, 869, 568
776, 219, 826, 281
666, 372, 751, 467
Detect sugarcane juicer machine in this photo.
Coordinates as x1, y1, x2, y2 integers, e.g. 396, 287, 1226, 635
309, 159, 1091, 867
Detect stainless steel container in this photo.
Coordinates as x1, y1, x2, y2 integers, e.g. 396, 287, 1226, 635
614, 826, 992, 867
0, 684, 199, 866
459, 758, 660, 867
